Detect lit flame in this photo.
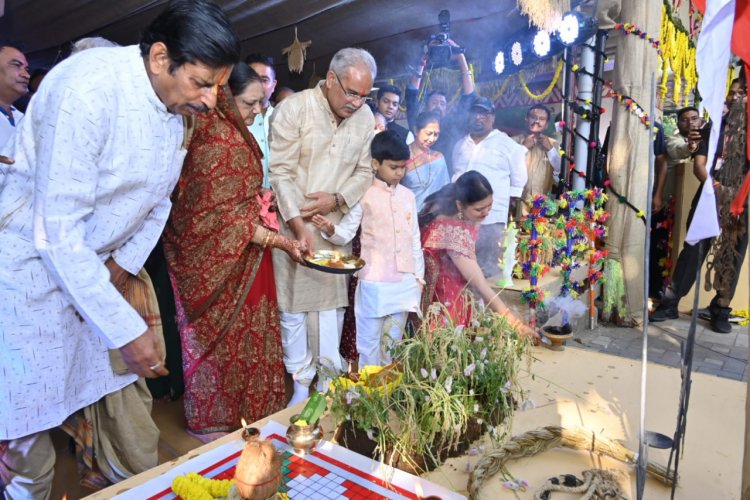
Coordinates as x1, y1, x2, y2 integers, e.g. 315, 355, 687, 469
415, 482, 424, 498
241, 417, 248, 429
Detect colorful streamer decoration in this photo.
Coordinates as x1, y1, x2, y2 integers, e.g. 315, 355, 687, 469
612, 22, 662, 55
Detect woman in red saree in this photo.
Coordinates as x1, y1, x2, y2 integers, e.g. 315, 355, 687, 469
419, 171, 539, 341
163, 65, 306, 439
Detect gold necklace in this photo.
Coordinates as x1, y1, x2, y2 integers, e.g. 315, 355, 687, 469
407, 146, 437, 189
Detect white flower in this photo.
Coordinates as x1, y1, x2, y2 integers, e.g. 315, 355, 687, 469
474, 336, 484, 343
430, 368, 437, 380
444, 376, 453, 394
474, 404, 479, 413
454, 324, 465, 335
480, 347, 488, 360
366, 429, 375, 440
424, 395, 431, 402
520, 399, 537, 411
345, 388, 360, 405
469, 389, 475, 396
345, 414, 351, 421
420, 368, 428, 378
471, 318, 480, 327
464, 363, 476, 377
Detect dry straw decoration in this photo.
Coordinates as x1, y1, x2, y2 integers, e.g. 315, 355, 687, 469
281, 27, 311, 74
467, 426, 675, 500
516, 0, 570, 32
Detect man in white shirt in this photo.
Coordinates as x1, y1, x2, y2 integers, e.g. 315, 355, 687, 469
452, 97, 527, 278
0, 41, 29, 153
246, 53, 278, 188
0, 1, 240, 495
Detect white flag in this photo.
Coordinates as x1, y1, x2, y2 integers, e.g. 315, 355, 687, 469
686, 0, 735, 245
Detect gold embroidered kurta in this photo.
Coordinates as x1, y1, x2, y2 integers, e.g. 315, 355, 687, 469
269, 84, 374, 313
513, 134, 561, 200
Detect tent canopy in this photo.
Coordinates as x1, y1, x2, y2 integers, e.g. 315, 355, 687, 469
1, 0, 527, 87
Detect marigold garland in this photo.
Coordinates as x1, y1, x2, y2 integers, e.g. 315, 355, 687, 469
659, 2, 698, 105
519, 60, 563, 101
171, 473, 234, 500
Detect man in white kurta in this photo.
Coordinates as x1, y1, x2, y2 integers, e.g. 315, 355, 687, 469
269, 48, 375, 405
452, 97, 527, 278
0, 2, 239, 495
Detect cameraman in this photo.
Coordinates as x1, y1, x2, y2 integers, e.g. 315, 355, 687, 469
404, 37, 476, 175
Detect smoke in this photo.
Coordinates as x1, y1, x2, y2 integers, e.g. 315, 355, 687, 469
542, 294, 587, 329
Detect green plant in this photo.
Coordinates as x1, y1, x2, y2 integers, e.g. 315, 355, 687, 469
326, 298, 531, 473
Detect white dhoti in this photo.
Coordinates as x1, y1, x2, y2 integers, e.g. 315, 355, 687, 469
0, 431, 56, 499
280, 308, 345, 387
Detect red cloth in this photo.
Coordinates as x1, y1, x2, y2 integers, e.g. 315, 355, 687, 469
163, 87, 285, 433
421, 218, 479, 326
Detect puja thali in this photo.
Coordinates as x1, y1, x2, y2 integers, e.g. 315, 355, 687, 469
304, 250, 365, 274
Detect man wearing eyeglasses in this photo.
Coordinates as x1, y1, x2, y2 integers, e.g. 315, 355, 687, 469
269, 47, 376, 406
513, 104, 561, 215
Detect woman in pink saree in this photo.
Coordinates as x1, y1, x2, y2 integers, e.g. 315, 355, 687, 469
419, 171, 539, 342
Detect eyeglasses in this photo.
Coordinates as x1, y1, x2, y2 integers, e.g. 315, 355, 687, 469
332, 72, 372, 104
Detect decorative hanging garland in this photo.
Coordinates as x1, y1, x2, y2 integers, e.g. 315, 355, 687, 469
660, 2, 697, 105
519, 59, 564, 101
612, 22, 662, 55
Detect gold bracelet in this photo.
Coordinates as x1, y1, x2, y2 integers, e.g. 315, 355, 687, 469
262, 229, 272, 247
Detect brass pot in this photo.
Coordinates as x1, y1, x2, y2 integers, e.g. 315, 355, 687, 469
286, 414, 323, 453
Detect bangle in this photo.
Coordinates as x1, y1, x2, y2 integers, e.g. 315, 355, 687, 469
262, 229, 272, 247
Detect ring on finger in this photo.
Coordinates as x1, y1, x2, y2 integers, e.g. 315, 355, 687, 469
149, 362, 162, 371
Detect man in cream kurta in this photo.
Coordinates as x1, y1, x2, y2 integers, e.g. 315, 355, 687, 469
269, 48, 375, 405
0, 2, 239, 495
512, 104, 561, 214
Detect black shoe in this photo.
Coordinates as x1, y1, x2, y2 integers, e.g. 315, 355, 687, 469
710, 310, 732, 334
650, 303, 678, 322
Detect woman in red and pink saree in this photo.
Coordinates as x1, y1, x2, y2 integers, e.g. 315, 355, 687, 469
163, 65, 306, 439
419, 172, 539, 342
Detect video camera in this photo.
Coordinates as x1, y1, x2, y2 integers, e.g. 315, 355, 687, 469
425, 10, 464, 67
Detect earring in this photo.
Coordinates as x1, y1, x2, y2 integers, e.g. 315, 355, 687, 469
457, 209, 464, 220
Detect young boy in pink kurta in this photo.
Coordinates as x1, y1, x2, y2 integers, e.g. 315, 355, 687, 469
312, 131, 424, 366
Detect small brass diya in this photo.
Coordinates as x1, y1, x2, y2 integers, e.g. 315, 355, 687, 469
286, 414, 323, 454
